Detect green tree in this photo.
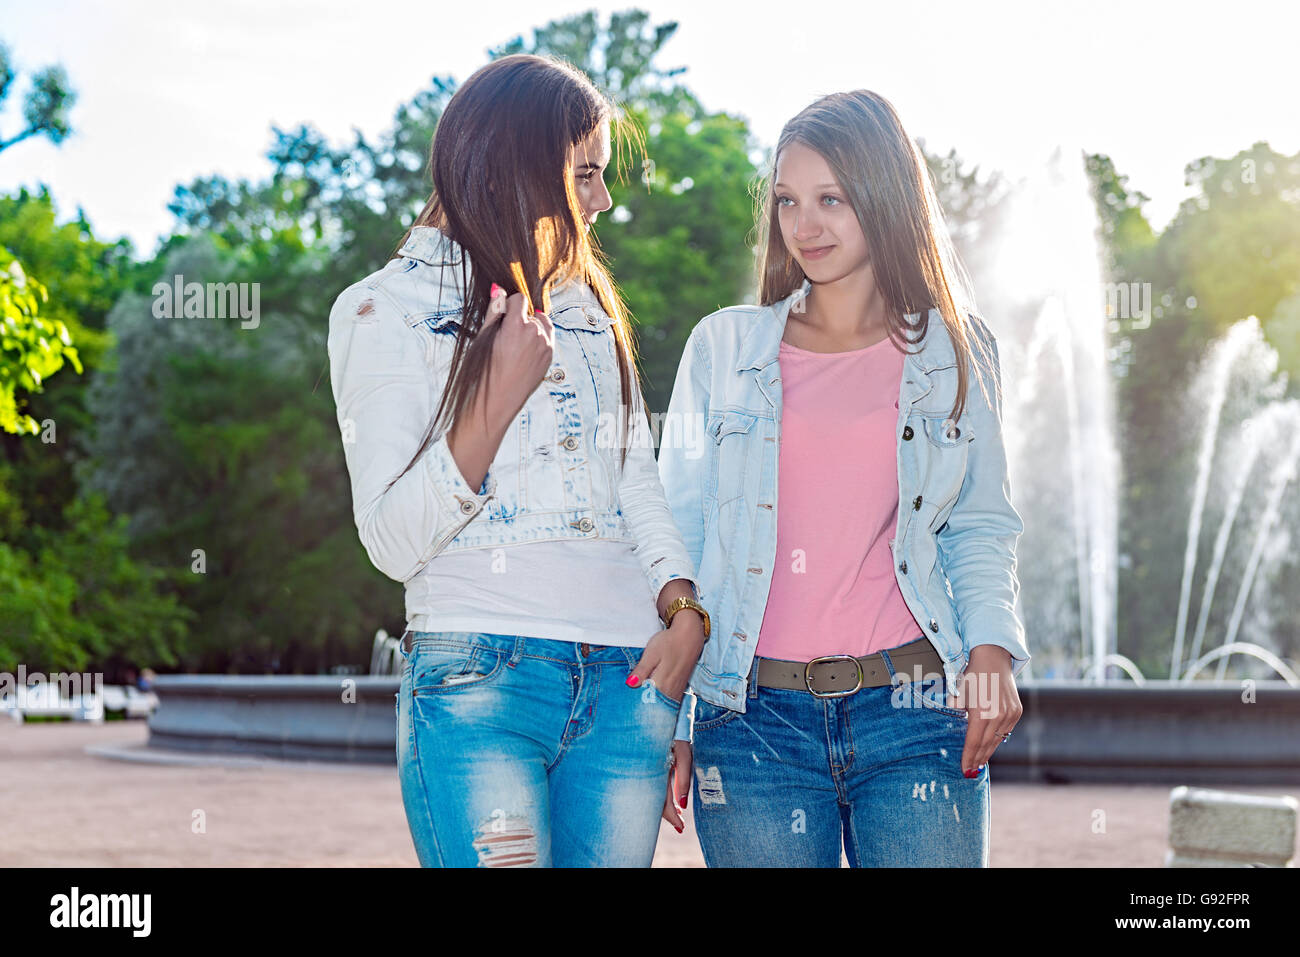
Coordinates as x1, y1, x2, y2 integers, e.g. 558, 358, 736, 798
81, 237, 393, 672
0, 188, 129, 540
598, 101, 760, 409
493, 11, 760, 410
1090, 144, 1300, 676
0, 40, 76, 154
0, 474, 191, 673
0, 248, 81, 436
1164, 143, 1300, 347
489, 8, 686, 106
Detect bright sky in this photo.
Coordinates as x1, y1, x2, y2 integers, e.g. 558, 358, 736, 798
1, 0, 1295, 256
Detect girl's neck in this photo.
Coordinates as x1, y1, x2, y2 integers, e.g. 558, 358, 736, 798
795, 272, 890, 343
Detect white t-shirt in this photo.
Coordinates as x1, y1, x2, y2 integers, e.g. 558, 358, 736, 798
405, 539, 666, 648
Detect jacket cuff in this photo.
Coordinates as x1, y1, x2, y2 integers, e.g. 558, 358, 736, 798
673, 690, 696, 742
425, 430, 497, 516
961, 607, 1031, 678
648, 563, 699, 606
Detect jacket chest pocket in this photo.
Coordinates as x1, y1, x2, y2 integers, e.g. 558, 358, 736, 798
916, 414, 974, 524
551, 330, 625, 510
513, 387, 569, 514
578, 331, 624, 442
708, 410, 758, 506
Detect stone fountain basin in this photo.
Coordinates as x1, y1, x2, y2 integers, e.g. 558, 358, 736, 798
144, 676, 1300, 784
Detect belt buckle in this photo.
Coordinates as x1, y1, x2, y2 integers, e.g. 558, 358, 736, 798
804, 655, 864, 699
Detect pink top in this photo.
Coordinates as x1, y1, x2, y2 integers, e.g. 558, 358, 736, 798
755, 336, 926, 662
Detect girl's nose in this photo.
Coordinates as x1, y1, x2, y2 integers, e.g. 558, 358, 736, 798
793, 214, 821, 241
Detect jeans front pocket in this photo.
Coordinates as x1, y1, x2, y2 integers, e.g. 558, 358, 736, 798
647, 678, 683, 711
897, 673, 970, 721
691, 693, 741, 730
409, 634, 507, 695
395, 630, 413, 719
618, 646, 683, 711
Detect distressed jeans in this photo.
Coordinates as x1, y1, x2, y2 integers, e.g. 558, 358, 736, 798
395, 631, 682, 867
689, 637, 990, 867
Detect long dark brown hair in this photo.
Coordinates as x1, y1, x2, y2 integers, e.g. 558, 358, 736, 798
753, 90, 996, 422
389, 53, 646, 488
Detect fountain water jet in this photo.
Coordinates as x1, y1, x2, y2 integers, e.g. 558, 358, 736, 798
1169, 321, 1262, 678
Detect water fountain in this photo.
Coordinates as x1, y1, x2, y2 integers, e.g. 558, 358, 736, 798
972, 148, 1297, 689
972, 145, 1119, 681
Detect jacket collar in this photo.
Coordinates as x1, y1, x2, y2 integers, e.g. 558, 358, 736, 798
398, 225, 606, 326
399, 224, 465, 269
733, 279, 959, 375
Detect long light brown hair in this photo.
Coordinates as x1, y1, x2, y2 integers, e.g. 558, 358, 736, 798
753, 90, 996, 422
389, 53, 646, 486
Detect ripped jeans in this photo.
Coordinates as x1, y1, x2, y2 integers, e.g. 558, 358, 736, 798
689, 637, 990, 867
395, 631, 682, 867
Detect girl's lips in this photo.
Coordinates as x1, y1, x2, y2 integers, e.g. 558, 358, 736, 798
802, 245, 834, 259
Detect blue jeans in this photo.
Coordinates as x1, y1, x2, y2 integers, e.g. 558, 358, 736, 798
395, 631, 681, 867
690, 639, 990, 867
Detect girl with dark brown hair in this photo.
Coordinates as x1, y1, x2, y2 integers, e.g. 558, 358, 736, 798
327, 54, 709, 867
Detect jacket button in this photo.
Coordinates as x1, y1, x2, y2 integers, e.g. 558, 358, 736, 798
562, 435, 579, 451
947, 425, 960, 439
578, 517, 594, 532
550, 368, 566, 382
902, 426, 914, 440
584, 308, 599, 325
913, 495, 923, 510
899, 561, 908, 574
459, 500, 476, 515
929, 618, 939, 632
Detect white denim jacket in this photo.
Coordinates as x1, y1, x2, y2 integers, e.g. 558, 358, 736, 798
327, 226, 697, 645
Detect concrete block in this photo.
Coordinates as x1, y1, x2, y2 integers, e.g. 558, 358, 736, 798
1166, 786, 1297, 867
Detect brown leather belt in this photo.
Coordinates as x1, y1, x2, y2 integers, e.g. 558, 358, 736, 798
755, 636, 945, 698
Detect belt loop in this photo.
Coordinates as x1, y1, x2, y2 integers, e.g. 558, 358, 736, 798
747, 658, 760, 700
507, 637, 524, 668
878, 648, 901, 687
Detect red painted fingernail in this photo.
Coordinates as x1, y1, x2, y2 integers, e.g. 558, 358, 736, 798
674, 824, 683, 833
626, 675, 640, 687
490, 283, 504, 297
535, 309, 547, 317
678, 794, 688, 808
964, 769, 978, 778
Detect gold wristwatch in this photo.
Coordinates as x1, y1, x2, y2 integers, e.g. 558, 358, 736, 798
662, 596, 710, 639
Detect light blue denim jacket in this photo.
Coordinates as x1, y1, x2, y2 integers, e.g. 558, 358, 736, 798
659, 280, 1030, 741
326, 225, 697, 629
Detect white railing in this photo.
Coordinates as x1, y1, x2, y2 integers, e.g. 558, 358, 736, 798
368, 628, 402, 676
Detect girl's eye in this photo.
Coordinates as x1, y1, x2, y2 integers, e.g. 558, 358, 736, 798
776, 195, 792, 207
822, 195, 841, 206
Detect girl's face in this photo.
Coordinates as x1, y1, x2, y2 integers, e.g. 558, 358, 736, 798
773, 140, 870, 282
570, 122, 613, 229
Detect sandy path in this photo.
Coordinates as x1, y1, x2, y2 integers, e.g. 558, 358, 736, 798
1, 720, 1294, 867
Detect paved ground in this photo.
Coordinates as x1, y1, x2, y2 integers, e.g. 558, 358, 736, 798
1, 720, 1295, 867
